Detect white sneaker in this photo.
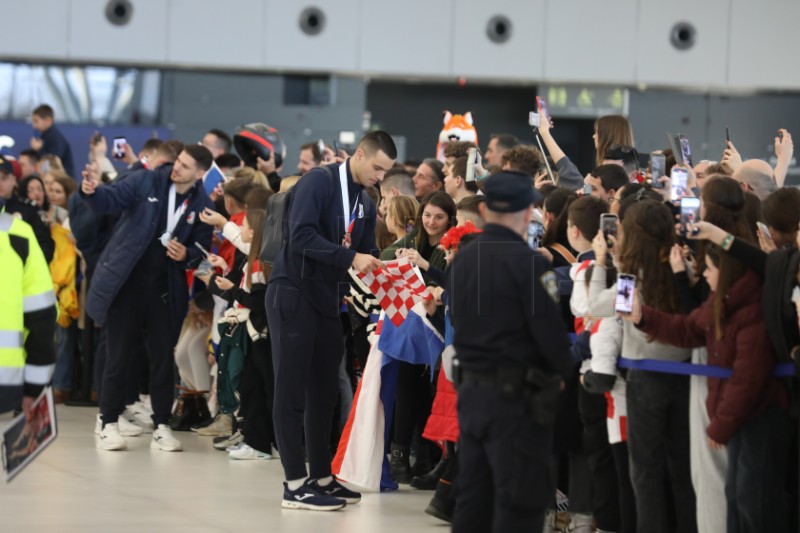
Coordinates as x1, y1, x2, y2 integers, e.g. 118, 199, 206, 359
138, 395, 154, 414
95, 423, 127, 451
118, 415, 144, 437
94, 414, 143, 437
125, 403, 153, 428
228, 443, 272, 460
151, 424, 183, 452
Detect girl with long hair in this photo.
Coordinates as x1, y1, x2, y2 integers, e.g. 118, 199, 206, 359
593, 115, 635, 166
535, 111, 635, 191
541, 187, 579, 267
199, 205, 276, 460
387, 191, 455, 483
625, 243, 790, 533
603, 200, 697, 533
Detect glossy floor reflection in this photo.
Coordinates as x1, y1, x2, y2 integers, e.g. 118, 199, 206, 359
0, 405, 449, 532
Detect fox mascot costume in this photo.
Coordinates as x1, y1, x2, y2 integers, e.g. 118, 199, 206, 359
436, 111, 478, 162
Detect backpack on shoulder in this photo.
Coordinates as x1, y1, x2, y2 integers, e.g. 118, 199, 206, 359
260, 165, 338, 273
763, 247, 800, 414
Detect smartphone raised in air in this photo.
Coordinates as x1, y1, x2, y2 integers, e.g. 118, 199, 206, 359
650, 151, 666, 189
600, 213, 619, 241
680, 197, 701, 235
615, 274, 637, 314
527, 221, 544, 250
113, 136, 127, 159
676, 133, 693, 167
670, 167, 689, 202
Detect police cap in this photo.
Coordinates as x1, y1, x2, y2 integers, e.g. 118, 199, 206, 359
0, 155, 13, 176
483, 171, 540, 213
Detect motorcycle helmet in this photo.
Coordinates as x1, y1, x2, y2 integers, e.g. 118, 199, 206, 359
233, 123, 287, 169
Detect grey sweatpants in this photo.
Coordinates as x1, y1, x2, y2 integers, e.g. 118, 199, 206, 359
689, 347, 728, 533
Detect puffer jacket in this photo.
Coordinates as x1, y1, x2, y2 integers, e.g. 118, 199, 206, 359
638, 270, 788, 443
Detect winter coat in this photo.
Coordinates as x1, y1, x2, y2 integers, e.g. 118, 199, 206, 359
79, 164, 213, 327
638, 270, 788, 443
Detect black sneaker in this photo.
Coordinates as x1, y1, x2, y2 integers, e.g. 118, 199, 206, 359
309, 477, 362, 504
281, 480, 347, 511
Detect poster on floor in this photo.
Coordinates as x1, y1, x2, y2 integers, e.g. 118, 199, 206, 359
1, 387, 58, 482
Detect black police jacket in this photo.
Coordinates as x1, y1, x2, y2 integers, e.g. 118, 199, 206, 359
448, 223, 574, 378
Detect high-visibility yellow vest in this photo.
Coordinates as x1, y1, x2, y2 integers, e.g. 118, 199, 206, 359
0, 212, 56, 406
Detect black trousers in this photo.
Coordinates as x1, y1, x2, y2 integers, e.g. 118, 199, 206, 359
100, 282, 176, 427
393, 362, 433, 447
266, 283, 342, 481
239, 337, 275, 453
453, 382, 552, 533
726, 404, 790, 533
579, 387, 620, 529
626, 369, 696, 533
611, 442, 637, 533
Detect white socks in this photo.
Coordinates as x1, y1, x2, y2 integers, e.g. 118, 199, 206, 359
287, 478, 307, 491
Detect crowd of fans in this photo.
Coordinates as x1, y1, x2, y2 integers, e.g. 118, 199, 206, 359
1, 101, 798, 532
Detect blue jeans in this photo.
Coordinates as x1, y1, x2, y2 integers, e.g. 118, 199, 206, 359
726, 404, 790, 533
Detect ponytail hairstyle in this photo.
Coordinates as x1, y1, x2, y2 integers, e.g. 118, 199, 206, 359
541, 187, 578, 248
706, 245, 747, 339
387, 195, 419, 235
617, 200, 679, 314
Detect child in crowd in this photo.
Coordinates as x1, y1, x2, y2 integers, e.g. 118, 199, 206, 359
198, 205, 275, 460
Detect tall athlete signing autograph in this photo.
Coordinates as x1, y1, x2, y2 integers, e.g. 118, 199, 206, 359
266, 131, 397, 511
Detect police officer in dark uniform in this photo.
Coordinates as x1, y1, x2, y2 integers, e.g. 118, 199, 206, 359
448, 171, 575, 532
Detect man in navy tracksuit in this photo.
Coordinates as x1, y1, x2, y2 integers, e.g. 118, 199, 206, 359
79, 145, 214, 452
266, 131, 396, 511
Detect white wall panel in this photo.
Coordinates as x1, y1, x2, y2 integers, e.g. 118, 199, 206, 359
728, 0, 800, 89
359, 0, 453, 76
0, 0, 70, 59
452, 0, 546, 81
1, 0, 800, 92
543, 0, 638, 84
635, 0, 729, 87
264, 0, 359, 72
68, 0, 169, 63
167, 0, 264, 68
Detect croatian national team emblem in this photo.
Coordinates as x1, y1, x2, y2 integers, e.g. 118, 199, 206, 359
355, 258, 431, 326
186, 211, 196, 225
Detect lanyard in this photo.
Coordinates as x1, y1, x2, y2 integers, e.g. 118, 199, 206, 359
166, 184, 190, 236
338, 161, 360, 236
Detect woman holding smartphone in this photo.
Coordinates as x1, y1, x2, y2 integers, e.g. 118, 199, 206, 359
537, 112, 634, 191
624, 244, 790, 533
598, 200, 697, 533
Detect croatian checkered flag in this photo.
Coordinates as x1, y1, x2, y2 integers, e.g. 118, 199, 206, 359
355, 258, 431, 327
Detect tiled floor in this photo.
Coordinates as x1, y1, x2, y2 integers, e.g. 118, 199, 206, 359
0, 406, 450, 532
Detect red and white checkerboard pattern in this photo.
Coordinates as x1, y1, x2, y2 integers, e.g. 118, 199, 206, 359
356, 258, 431, 327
